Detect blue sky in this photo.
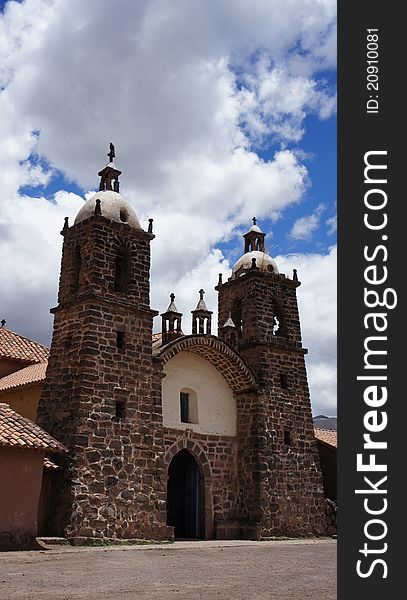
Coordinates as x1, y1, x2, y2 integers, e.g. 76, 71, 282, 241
0, 0, 337, 415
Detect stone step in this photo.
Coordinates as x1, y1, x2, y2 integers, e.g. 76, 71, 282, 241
37, 537, 69, 545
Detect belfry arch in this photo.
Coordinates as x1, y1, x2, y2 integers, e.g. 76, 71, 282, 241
156, 334, 256, 393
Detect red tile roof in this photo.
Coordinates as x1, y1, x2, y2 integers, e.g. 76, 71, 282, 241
0, 327, 49, 363
44, 457, 61, 470
0, 362, 47, 392
314, 428, 337, 449
0, 403, 66, 452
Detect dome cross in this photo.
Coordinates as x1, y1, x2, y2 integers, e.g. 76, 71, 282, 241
107, 142, 115, 163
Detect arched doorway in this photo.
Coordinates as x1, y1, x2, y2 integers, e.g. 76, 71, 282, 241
166, 450, 203, 539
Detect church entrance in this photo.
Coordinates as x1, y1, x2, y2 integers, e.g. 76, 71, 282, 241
166, 450, 203, 539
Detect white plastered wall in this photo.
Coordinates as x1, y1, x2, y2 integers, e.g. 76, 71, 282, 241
162, 351, 236, 436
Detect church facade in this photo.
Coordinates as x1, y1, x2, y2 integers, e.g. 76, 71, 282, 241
37, 148, 327, 543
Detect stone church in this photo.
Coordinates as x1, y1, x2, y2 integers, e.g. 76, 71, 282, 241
37, 147, 327, 543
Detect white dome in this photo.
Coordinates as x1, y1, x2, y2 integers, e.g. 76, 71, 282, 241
247, 224, 262, 233
74, 190, 141, 229
232, 250, 279, 278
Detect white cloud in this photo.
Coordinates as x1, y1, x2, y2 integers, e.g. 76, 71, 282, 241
151, 249, 230, 335
326, 214, 337, 235
289, 203, 325, 240
0, 0, 336, 415
238, 64, 336, 144
276, 245, 337, 416
0, 189, 84, 342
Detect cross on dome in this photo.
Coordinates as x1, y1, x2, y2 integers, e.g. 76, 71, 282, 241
107, 142, 115, 163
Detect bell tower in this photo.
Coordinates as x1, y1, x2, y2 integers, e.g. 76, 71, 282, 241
37, 145, 168, 542
216, 220, 326, 536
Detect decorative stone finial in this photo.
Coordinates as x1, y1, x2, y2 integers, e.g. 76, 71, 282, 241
164, 292, 180, 314
60, 216, 69, 236
293, 268, 298, 281
161, 293, 183, 344
0, 319, 6, 328
191, 289, 212, 335
148, 218, 153, 233
218, 273, 223, 285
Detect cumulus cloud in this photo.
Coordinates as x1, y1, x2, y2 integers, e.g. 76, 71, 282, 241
238, 64, 336, 145
326, 214, 337, 235
289, 203, 326, 241
0, 190, 84, 341
276, 245, 337, 416
0, 0, 336, 415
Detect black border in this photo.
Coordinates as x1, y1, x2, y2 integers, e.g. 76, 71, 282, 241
338, 1, 403, 595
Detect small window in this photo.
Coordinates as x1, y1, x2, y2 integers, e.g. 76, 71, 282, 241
280, 373, 288, 390
180, 392, 189, 423
115, 399, 126, 419
179, 389, 198, 424
284, 430, 291, 446
114, 247, 130, 292
116, 330, 125, 350
120, 209, 128, 223
231, 298, 243, 337
73, 245, 82, 292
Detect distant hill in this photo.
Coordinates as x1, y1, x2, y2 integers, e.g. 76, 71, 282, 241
313, 415, 337, 431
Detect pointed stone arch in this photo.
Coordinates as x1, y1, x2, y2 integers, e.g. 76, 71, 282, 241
164, 438, 212, 478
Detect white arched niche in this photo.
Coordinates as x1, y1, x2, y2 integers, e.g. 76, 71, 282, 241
162, 352, 236, 436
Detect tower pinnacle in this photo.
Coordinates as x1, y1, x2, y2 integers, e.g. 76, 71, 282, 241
98, 143, 122, 192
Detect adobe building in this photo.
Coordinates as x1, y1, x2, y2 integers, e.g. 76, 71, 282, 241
314, 428, 337, 502
36, 145, 328, 543
0, 403, 66, 548
0, 325, 49, 422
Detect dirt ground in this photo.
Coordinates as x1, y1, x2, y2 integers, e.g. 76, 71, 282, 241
0, 538, 336, 600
